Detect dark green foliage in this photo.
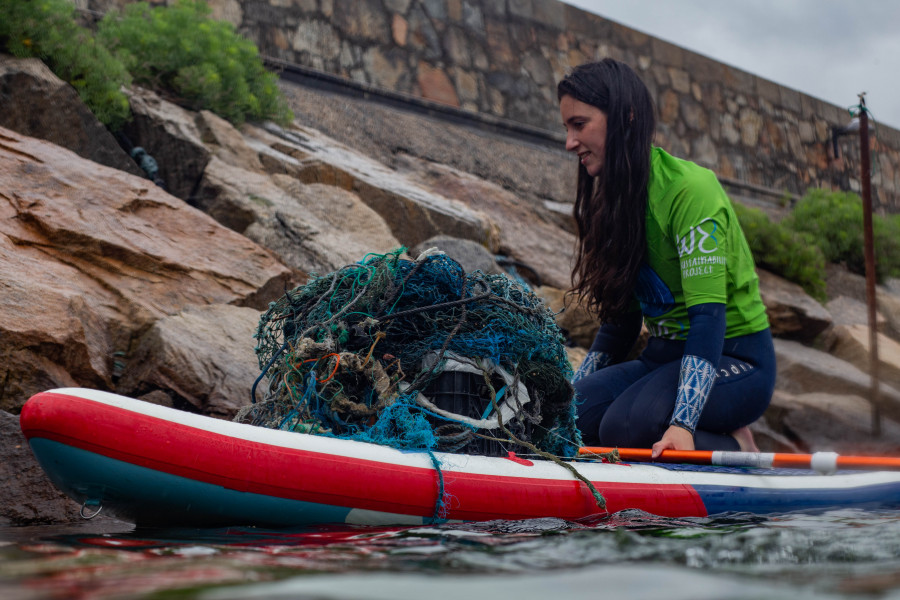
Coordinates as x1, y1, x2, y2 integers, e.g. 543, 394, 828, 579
733, 201, 827, 301
784, 189, 900, 283
0, 0, 132, 128
735, 189, 900, 299
97, 0, 293, 126
0, 0, 291, 129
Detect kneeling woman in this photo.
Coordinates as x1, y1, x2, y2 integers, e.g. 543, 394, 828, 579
559, 59, 775, 456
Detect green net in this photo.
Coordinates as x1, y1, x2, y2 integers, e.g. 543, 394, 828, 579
236, 248, 581, 457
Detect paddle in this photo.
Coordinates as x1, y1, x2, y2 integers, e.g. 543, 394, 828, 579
578, 446, 900, 474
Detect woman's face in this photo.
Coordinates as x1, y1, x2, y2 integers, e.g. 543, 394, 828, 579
560, 94, 608, 177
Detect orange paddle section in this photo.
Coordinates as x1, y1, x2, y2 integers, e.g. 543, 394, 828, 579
579, 447, 900, 471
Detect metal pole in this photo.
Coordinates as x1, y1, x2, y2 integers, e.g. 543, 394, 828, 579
858, 93, 881, 436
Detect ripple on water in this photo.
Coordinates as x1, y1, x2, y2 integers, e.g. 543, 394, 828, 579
2, 509, 900, 599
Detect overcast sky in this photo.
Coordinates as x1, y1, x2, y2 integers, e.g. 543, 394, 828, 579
564, 0, 900, 130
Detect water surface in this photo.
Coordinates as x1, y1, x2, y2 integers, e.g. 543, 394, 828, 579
2, 509, 900, 599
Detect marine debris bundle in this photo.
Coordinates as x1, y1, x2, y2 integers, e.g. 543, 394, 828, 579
239, 248, 581, 457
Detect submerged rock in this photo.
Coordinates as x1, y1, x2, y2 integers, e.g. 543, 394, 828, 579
0, 411, 80, 524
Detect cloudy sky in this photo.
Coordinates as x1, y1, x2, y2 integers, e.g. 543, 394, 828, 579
565, 0, 900, 130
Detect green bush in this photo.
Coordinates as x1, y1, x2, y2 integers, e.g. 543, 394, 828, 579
0, 0, 132, 129
0, 0, 292, 129
785, 189, 900, 282
733, 201, 827, 301
97, 0, 293, 126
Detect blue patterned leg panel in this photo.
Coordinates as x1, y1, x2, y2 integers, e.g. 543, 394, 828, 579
571, 351, 613, 384
670, 354, 718, 434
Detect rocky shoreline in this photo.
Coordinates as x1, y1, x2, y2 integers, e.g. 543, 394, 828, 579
2, 54, 899, 525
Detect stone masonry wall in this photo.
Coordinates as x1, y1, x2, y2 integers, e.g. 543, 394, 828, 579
84, 0, 900, 211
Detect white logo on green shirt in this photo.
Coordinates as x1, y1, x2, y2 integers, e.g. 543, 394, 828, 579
676, 218, 719, 257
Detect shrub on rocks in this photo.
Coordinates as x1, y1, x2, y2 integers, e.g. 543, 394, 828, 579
97, 0, 293, 126
733, 201, 827, 301
786, 189, 900, 283
0, 0, 292, 130
0, 0, 132, 128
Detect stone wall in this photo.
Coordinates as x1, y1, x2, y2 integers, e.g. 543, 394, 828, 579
84, 0, 900, 211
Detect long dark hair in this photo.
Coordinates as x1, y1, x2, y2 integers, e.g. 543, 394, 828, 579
558, 59, 655, 322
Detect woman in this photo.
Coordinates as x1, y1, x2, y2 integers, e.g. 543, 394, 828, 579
559, 59, 775, 457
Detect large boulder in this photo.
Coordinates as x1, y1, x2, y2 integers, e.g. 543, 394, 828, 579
0, 126, 291, 410
826, 295, 887, 330
410, 235, 505, 277
824, 264, 900, 342
240, 122, 501, 252
122, 89, 510, 277
396, 154, 575, 289
877, 287, 900, 341
760, 390, 900, 454
279, 81, 574, 222
121, 87, 212, 201
822, 323, 900, 395
0, 54, 142, 177
118, 305, 262, 418
195, 156, 401, 275
773, 338, 900, 422
757, 269, 831, 341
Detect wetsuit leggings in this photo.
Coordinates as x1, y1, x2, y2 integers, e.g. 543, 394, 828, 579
574, 328, 775, 451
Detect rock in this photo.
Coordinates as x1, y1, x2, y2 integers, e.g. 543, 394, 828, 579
565, 345, 587, 374
823, 266, 900, 340
196, 109, 266, 173
826, 295, 887, 329
417, 61, 460, 107
761, 390, 900, 454
876, 287, 900, 340
822, 323, 900, 394
121, 87, 212, 201
0, 55, 143, 178
757, 269, 831, 341
885, 277, 900, 297
773, 338, 900, 421
138, 389, 177, 408
0, 411, 80, 524
195, 156, 401, 274
0, 126, 291, 409
410, 235, 504, 275
395, 155, 575, 289
748, 415, 803, 454
118, 305, 262, 418
278, 82, 574, 226
0, 233, 109, 411
240, 122, 501, 251
825, 263, 867, 303
534, 286, 599, 349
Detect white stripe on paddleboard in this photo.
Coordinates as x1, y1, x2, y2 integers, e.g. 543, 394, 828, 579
43, 389, 900, 491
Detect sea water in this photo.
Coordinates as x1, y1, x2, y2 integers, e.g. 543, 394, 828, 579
2, 509, 900, 599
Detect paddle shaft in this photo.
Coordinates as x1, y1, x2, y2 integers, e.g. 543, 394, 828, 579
578, 446, 900, 473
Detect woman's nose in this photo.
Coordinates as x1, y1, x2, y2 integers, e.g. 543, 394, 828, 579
565, 131, 578, 152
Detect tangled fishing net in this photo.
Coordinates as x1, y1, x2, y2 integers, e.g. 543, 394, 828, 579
236, 248, 581, 458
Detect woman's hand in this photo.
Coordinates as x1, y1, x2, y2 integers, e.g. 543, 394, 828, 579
651, 425, 695, 458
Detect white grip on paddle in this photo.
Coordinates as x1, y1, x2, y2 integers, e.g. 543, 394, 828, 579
811, 451, 839, 475
712, 451, 775, 469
